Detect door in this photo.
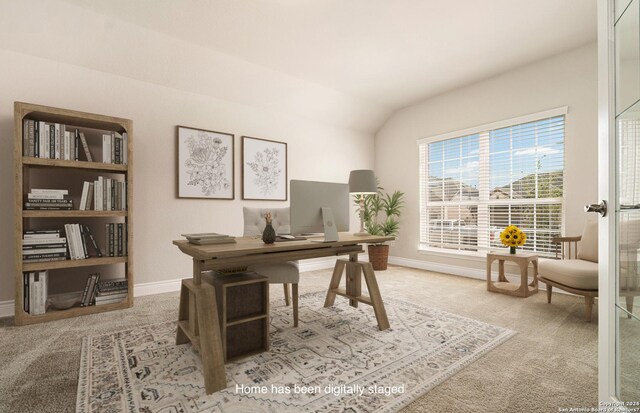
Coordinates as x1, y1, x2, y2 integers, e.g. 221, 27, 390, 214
598, 0, 640, 402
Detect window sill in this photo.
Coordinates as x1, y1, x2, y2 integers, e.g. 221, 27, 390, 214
417, 247, 488, 263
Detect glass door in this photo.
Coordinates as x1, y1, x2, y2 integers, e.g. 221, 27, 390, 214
615, 0, 640, 399
599, 0, 640, 402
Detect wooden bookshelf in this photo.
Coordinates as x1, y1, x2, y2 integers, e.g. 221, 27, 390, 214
14, 102, 134, 326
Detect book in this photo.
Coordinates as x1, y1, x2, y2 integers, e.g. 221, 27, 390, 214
94, 294, 126, 305
117, 223, 123, 256
23, 273, 29, 312
31, 189, 68, 195
79, 275, 92, 307
23, 119, 28, 156
189, 238, 237, 245
102, 134, 111, 163
96, 288, 128, 297
34, 121, 39, 157
88, 273, 100, 305
23, 237, 66, 245
79, 182, 90, 211
23, 243, 67, 250
85, 183, 94, 210
23, 252, 67, 260
122, 132, 128, 165
27, 193, 66, 200
83, 225, 102, 257
79, 132, 92, 162
182, 232, 231, 240
78, 225, 88, 258
22, 248, 67, 255
74, 129, 80, 161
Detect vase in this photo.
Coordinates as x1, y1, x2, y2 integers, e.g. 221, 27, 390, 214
509, 246, 516, 254
262, 223, 276, 244
368, 244, 390, 271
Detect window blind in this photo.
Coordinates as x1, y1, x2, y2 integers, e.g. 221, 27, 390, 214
419, 114, 565, 257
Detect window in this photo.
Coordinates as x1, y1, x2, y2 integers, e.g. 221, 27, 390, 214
418, 108, 565, 257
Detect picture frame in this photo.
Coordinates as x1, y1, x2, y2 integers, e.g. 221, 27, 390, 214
242, 136, 288, 201
177, 126, 234, 199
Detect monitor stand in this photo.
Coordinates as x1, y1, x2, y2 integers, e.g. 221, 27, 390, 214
309, 207, 339, 243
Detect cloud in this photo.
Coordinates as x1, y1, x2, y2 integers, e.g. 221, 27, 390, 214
513, 147, 561, 157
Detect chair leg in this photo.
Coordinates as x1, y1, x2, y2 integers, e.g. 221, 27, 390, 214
546, 284, 552, 303
626, 295, 634, 319
292, 283, 298, 327
283, 283, 290, 306
584, 296, 595, 322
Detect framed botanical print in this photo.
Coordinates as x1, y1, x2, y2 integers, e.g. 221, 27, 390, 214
242, 136, 287, 200
177, 126, 234, 199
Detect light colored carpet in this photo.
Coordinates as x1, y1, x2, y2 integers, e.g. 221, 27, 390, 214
0, 265, 599, 412
76, 292, 514, 413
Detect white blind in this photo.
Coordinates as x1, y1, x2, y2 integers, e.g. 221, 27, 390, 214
419, 115, 565, 257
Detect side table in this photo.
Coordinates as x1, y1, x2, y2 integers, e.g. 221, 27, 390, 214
486, 251, 539, 297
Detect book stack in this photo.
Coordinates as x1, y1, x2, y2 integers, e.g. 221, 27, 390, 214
23, 230, 67, 262
64, 224, 102, 260
25, 189, 73, 210
22, 120, 92, 161
94, 278, 128, 306
105, 223, 127, 257
23, 271, 48, 315
182, 233, 237, 245
102, 132, 128, 164
93, 177, 127, 211
80, 273, 100, 307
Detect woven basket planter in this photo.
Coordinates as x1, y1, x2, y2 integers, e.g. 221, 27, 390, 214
368, 244, 389, 271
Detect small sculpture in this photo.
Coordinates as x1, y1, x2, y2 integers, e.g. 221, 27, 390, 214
262, 212, 276, 244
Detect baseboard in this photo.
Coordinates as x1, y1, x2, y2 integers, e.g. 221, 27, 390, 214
0, 300, 14, 318
388, 255, 571, 295
134, 278, 183, 297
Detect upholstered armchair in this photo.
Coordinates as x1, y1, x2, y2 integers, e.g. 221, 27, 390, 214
538, 220, 640, 322
537, 221, 599, 322
243, 207, 299, 327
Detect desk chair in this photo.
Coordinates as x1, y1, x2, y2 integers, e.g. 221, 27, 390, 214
243, 207, 299, 327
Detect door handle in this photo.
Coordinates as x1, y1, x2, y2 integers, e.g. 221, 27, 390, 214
584, 200, 607, 217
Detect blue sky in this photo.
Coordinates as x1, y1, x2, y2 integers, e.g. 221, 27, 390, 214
428, 117, 564, 189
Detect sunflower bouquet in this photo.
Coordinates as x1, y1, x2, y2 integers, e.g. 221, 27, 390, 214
500, 225, 526, 254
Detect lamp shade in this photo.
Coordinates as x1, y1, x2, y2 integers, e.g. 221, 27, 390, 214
348, 170, 377, 194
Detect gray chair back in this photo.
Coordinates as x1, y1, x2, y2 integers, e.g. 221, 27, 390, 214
243, 207, 291, 236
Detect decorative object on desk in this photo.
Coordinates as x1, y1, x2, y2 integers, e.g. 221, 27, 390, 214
261, 212, 276, 244
348, 169, 378, 236
77, 292, 514, 413
242, 136, 287, 201
177, 126, 234, 199
499, 225, 526, 254
354, 180, 405, 270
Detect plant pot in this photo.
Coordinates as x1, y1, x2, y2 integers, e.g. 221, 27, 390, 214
509, 246, 516, 254
368, 244, 389, 271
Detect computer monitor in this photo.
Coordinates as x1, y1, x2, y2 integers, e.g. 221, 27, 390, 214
290, 180, 350, 239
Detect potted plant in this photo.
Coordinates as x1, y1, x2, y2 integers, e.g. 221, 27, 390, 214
354, 185, 405, 270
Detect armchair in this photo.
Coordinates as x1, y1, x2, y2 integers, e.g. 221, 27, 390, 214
538, 220, 639, 322
537, 221, 599, 321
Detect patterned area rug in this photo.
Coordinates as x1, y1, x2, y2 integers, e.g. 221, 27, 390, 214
76, 291, 515, 413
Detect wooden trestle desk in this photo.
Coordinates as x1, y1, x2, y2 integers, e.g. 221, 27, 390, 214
173, 233, 394, 394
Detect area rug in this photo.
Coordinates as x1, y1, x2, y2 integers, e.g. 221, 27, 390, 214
76, 291, 515, 413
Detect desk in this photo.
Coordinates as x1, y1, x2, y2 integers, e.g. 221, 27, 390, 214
173, 233, 394, 394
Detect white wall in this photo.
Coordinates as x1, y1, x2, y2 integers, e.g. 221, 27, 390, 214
375, 43, 598, 272
0, 2, 376, 303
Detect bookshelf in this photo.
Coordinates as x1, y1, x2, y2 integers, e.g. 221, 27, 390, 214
14, 102, 133, 326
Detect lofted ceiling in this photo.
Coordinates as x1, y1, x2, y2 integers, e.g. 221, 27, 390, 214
62, 0, 596, 113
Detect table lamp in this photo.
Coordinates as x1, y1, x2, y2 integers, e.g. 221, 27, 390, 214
348, 169, 377, 236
